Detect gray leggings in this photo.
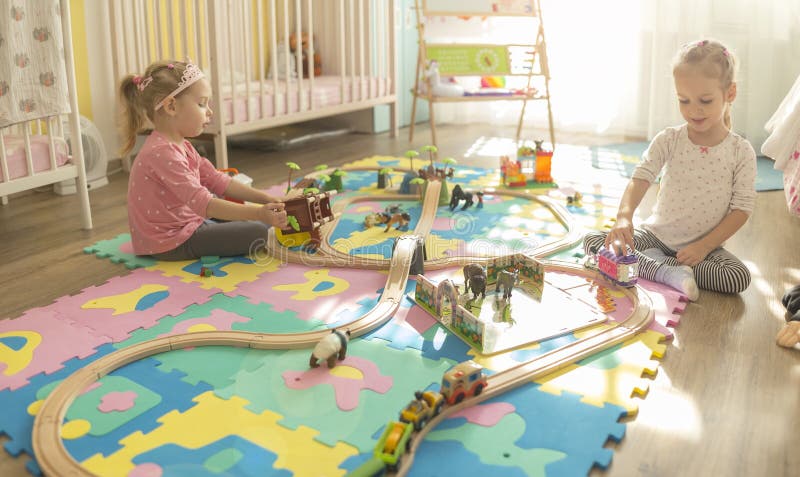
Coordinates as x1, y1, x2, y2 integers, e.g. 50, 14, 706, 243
583, 228, 751, 294
151, 220, 270, 261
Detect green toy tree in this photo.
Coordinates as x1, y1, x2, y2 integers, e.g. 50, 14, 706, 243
378, 167, 394, 189
410, 177, 426, 200
404, 150, 420, 171
285, 162, 301, 193
286, 215, 300, 232
324, 169, 347, 192
421, 145, 438, 169
441, 157, 457, 175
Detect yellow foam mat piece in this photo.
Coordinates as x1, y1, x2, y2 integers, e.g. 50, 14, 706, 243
273, 269, 350, 300
81, 391, 357, 477
535, 330, 666, 416
81, 284, 169, 316
149, 259, 280, 293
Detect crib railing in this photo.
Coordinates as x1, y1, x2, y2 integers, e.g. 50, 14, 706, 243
109, 0, 397, 169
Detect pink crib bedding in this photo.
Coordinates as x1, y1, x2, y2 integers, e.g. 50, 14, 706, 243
220, 75, 392, 125
0, 135, 70, 183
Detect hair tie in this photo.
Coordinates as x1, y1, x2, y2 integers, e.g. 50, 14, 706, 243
722, 48, 729, 57
133, 75, 153, 92
167, 63, 175, 69
697, 40, 708, 47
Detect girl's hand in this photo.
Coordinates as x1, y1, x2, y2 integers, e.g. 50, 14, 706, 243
776, 321, 800, 348
258, 203, 288, 228
604, 217, 634, 255
676, 241, 713, 267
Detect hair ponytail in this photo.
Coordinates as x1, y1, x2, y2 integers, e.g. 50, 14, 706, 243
116, 61, 191, 157
118, 75, 147, 156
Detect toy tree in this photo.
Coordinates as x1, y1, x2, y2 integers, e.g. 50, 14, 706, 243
421, 145, 438, 170
324, 169, 347, 192
410, 177, 426, 200
283, 215, 300, 232
404, 150, 419, 171
441, 157, 457, 176
285, 162, 301, 193
378, 167, 394, 189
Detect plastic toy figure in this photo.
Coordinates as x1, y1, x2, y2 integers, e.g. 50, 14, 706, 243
476, 191, 484, 209
309, 329, 351, 368
449, 184, 474, 211
462, 264, 487, 299
566, 191, 583, 207
384, 212, 411, 232
495, 269, 519, 299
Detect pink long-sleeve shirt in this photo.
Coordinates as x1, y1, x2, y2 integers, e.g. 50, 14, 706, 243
127, 131, 231, 255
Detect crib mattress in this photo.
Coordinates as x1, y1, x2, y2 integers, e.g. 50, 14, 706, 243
220, 75, 392, 125
1, 135, 70, 183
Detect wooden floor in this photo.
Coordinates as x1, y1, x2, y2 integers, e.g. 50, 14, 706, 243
1, 124, 797, 477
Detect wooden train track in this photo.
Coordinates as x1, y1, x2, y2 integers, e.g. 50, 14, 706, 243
32, 176, 648, 477
394, 262, 654, 476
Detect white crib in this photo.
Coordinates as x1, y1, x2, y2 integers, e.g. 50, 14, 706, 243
0, 0, 92, 229
109, 0, 398, 170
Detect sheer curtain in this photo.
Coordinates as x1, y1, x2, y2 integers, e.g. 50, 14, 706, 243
428, 0, 800, 150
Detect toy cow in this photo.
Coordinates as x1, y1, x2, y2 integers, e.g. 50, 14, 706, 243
462, 264, 487, 299
495, 270, 519, 299
310, 329, 351, 368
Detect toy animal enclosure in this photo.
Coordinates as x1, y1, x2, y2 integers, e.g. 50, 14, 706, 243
413, 253, 607, 354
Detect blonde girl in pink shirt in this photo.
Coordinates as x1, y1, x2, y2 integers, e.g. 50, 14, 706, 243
119, 60, 290, 260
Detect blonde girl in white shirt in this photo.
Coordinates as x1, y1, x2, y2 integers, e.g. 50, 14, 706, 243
584, 39, 757, 300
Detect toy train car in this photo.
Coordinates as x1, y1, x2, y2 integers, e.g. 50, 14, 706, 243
596, 246, 638, 287
348, 361, 488, 476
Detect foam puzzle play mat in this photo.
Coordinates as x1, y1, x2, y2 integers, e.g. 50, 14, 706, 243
0, 147, 690, 477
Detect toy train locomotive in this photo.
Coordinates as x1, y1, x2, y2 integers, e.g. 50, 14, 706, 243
348, 361, 488, 476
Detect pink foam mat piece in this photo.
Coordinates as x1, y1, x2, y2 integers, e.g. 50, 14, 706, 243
25, 269, 220, 342
449, 401, 516, 427
98, 390, 137, 413
399, 304, 438, 335
636, 278, 687, 328
231, 264, 388, 316
0, 309, 111, 391
605, 289, 674, 340
282, 355, 393, 411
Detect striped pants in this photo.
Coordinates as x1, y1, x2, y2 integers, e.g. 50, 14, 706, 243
583, 228, 751, 294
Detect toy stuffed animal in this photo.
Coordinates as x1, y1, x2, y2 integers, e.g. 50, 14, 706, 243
289, 31, 322, 78
310, 329, 351, 368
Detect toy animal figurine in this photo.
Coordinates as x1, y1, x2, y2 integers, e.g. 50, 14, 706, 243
364, 212, 388, 228
462, 264, 487, 299
495, 270, 519, 299
566, 191, 583, 207
384, 212, 411, 232
309, 329, 351, 368
449, 184, 474, 211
